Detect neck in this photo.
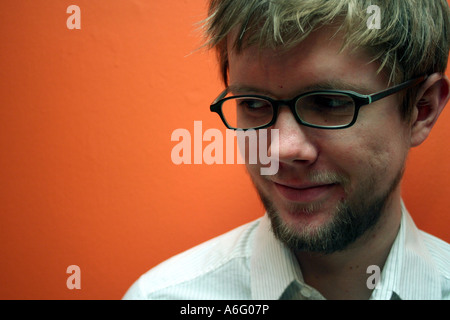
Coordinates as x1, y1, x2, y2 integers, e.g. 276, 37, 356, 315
295, 192, 402, 300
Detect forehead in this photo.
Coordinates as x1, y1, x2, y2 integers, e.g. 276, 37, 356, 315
226, 26, 388, 97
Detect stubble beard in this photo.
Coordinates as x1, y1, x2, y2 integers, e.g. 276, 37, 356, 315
254, 167, 404, 255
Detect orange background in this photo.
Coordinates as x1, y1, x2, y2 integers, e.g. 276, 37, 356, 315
0, 1, 449, 300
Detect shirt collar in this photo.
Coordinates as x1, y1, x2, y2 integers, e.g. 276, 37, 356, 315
251, 201, 443, 300
371, 201, 442, 300
250, 214, 303, 299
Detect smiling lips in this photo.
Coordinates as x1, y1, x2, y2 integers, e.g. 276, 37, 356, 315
274, 182, 336, 203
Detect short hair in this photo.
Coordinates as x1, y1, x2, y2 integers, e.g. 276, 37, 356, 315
202, 0, 450, 120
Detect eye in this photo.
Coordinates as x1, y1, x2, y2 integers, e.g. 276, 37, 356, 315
220, 96, 274, 129
314, 95, 353, 109
237, 98, 271, 110
299, 94, 355, 116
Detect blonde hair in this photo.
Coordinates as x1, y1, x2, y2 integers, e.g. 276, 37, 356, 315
202, 0, 450, 119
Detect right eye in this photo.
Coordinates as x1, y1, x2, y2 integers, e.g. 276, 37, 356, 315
220, 97, 274, 129
236, 98, 271, 111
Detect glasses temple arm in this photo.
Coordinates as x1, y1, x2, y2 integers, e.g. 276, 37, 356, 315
368, 75, 427, 104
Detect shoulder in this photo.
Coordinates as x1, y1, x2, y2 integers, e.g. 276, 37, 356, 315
123, 218, 262, 300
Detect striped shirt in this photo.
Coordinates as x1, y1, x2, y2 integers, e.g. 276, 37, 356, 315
123, 202, 450, 300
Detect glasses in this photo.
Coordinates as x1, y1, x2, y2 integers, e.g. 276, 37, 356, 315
210, 75, 427, 130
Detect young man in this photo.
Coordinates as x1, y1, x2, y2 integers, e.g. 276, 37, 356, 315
124, 0, 450, 299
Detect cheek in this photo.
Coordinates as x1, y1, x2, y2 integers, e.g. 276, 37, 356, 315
245, 162, 269, 194
335, 132, 407, 191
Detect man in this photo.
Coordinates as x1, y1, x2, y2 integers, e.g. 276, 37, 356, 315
124, 0, 450, 299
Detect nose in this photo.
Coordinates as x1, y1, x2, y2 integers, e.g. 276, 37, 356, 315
269, 107, 319, 165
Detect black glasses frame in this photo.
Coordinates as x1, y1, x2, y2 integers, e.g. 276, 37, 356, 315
210, 75, 427, 130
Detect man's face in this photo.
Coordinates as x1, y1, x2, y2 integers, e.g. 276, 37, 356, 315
227, 27, 412, 254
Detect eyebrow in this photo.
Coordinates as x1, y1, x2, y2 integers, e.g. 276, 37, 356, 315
227, 84, 273, 96
228, 80, 374, 97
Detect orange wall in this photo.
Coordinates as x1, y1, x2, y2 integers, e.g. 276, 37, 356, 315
0, 1, 449, 300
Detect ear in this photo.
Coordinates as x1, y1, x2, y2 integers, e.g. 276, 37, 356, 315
410, 73, 450, 147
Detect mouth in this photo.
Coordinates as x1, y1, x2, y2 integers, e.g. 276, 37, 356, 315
273, 182, 337, 203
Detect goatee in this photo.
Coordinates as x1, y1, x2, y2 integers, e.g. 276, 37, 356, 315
256, 168, 404, 254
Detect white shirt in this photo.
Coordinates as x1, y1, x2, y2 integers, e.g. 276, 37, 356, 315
123, 203, 450, 300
